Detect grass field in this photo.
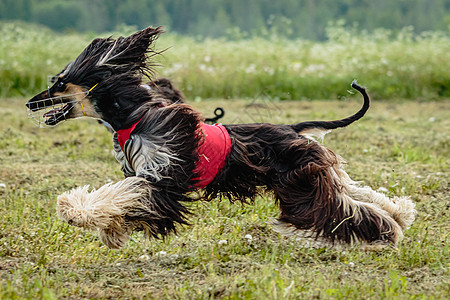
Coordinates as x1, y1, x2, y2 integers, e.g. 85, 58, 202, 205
1, 21, 450, 100
0, 94, 448, 299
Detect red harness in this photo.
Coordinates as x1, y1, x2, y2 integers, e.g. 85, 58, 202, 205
117, 121, 231, 189
116, 117, 143, 152
192, 123, 231, 188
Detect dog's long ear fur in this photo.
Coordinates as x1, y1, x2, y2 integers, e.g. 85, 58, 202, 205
96, 26, 163, 73
62, 26, 163, 85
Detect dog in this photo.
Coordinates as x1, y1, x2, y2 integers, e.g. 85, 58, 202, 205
26, 26, 416, 250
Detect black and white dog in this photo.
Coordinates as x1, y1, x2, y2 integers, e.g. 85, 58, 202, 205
26, 27, 415, 250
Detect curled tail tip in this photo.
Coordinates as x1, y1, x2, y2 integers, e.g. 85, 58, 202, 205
351, 80, 366, 93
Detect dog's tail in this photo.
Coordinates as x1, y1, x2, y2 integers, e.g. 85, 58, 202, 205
291, 80, 369, 137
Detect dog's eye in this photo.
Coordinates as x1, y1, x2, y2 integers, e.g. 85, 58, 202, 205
56, 81, 66, 90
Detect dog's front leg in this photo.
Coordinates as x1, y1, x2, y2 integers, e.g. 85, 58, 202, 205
57, 176, 189, 248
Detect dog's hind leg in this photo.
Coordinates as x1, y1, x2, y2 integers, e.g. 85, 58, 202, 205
270, 140, 405, 250
347, 186, 416, 231
334, 168, 416, 231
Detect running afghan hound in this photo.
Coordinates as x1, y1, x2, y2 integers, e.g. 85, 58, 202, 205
26, 26, 415, 250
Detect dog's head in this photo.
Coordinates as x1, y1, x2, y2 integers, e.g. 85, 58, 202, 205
26, 26, 163, 129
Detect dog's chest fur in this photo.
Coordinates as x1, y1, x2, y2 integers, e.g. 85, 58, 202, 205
112, 104, 232, 192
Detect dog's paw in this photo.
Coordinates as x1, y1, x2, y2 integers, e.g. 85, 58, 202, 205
391, 196, 416, 230
98, 225, 131, 249
57, 185, 100, 230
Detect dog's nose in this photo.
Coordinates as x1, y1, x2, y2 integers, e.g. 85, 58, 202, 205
25, 99, 36, 110
26, 90, 50, 111
26, 99, 39, 111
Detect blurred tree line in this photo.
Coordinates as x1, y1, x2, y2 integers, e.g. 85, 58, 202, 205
1, 0, 449, 39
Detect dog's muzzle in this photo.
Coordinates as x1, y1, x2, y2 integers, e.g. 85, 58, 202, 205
26, 91, 88, 127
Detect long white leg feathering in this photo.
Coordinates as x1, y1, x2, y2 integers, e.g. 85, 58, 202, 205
57, 177, 152, 248
333, 167, 417, 230
271, 164, 414, 251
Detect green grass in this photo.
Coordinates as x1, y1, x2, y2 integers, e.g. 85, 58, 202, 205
1, 21, 449, 100
0, 96, 449, 299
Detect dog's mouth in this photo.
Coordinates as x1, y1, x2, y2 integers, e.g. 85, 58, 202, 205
42, 102, 75, 126
26, 91, 88, 127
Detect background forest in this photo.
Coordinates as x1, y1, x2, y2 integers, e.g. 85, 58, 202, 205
1, 0, 450, 100
1, 0, 450, 39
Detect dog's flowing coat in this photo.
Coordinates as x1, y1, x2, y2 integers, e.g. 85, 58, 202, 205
26, 27, 416, 250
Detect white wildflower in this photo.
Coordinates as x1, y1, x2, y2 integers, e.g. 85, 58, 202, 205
171, 63, 183, 71
139, 254, 150, 260
377, 187, 389, 193
264, 67, 274, 76
292, 62, 302, 72
305, 64, 325, 73
245, 64, 256, 74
